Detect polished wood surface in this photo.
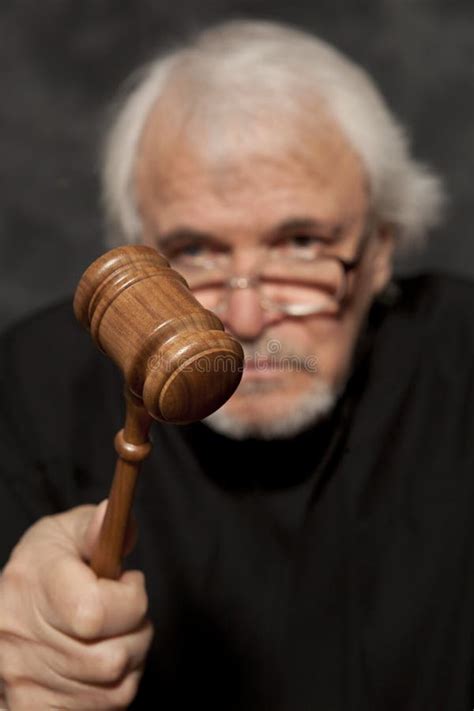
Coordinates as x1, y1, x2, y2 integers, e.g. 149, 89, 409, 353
90, 387, 152, 579
74, 245, 244, 578
74, 245, 244, 423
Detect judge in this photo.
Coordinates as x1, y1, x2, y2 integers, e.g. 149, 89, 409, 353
1, 19, 473, 711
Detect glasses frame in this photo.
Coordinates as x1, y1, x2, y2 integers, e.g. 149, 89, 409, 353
171, 215, 376, 317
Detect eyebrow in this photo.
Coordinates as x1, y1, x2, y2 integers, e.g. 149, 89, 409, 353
155, 229, 220, 253
275, 218, 343, 240
155, 217, 343, 250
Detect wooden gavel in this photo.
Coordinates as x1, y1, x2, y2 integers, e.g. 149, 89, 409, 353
73, 245, 244, 579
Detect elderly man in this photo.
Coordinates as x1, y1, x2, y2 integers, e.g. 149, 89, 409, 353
0, 19, 473, 711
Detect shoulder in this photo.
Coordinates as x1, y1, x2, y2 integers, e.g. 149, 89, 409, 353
383, 271, 474, 354
347, 270, 474, 455
396, 271, 474, 318
0, 299, 122, 462
0, 299, 87, 366
0, 299, 98, 425
376, 272, 474, 417
358, 271, 474, 416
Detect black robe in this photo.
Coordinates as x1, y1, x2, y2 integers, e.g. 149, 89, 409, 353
1, 272, 474, 710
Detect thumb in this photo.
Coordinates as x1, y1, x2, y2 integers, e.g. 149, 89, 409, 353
82, 500, 139, 563
82, 499, 108, 561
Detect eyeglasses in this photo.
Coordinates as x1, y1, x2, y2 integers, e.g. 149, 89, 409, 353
165, 218, 374, 318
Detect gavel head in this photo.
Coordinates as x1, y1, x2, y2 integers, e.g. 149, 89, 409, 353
73, 245, 244, 423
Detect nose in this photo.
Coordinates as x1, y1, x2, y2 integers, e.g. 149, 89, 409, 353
219, 284, 281, 341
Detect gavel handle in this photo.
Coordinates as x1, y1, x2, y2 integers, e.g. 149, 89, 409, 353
90, 388, 153, 579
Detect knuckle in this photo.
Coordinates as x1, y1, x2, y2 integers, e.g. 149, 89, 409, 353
91, 645, 129, 684
24, 514, 59, 546
0, 634, 20, 683
4, 686, 36, 711
131, 570, 145, 587
143, 619, 155, 647
130, 584, 149, 620
1, 557, 29, 589
1, 655, 19, 686
71, 596, 104, 639
108, 670, 141, 708
35, 512, 58, 531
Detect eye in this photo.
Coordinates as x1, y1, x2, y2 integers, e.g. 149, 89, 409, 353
291, 234, 322, 248
174, 241, 206, 259
272, 234, 326, 260
162, 238, 227, 270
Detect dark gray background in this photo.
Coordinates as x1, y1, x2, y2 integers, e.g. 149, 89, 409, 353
1, 0, 473, 331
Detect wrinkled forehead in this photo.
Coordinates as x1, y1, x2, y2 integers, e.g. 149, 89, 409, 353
134, 73, 370, 224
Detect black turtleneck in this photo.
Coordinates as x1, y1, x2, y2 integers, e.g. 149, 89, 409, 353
2, 273, 474, 710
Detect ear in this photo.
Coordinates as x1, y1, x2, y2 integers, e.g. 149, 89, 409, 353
370, 221, 396, 294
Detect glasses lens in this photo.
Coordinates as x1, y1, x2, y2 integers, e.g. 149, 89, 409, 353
171, 255, 346, 315
260, 257, 345, 311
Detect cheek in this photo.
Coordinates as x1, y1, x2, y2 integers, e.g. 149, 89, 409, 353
273, 316, 347, 349
307, 320, 353, 381
268, 318, 352, 381
276, 305, 368, 387
315, 289, 375, 385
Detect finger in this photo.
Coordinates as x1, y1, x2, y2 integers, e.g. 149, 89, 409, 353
50, 619, 154, 686
39, 560, 149, 639
4, 667, 144, 711
92, 571, 149, 638
81, 499, 108, 562
11, 505, 97, 566
1, 619, 152, 705
82, 500, 138, 565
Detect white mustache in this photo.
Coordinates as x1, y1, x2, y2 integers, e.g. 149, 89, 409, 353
240, 338, 317, 371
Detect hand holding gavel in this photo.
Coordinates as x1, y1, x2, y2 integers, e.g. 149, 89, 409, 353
0, 245, 243, 710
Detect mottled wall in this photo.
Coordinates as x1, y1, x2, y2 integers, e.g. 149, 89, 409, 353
1, 0, 473, 330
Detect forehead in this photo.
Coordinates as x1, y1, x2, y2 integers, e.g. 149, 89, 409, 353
134, 96, 369, 237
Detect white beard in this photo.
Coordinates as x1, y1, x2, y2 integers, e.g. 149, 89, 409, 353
203, 376, 338, 440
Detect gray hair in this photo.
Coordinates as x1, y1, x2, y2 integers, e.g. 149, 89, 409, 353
102, 19, 446, 252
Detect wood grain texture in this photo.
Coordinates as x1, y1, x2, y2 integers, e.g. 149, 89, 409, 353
90, 387, 152, 579
74, 245, 244, 578
74, 244, 244, 423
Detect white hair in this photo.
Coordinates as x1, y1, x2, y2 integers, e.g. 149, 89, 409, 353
102, 19, 446, 252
